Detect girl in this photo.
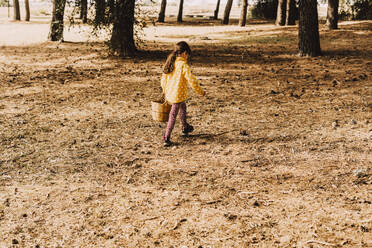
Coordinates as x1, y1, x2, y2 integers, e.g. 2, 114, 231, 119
161, 41, 206, 147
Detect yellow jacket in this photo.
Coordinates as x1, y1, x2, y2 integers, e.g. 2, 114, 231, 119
161, 57, 205, 104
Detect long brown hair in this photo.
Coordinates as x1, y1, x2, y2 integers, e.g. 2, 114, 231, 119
163, 41, 191, 74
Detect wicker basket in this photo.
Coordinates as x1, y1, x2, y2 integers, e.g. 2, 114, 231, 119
151, 100, 171, 122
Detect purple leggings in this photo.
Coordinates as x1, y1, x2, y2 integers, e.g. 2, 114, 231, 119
164, 102, 187, 139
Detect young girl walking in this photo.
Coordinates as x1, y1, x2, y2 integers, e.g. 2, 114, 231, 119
161, 41, 206, 147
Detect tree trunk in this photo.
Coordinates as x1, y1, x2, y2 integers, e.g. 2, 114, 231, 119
276, 0, 286, 26
239, 0, 248, 26
110, 0, 136, 57
326, 0, 339, 30
49, 0, 66, 41
158, 0, 167, 22
298, 0, 321, 56
107, 0, 115, 23
25, 0, 30, 21
80, 0, 88, 23
213, 0, 221, 20
177, 0, 184, 23
95, 0, 105, 25
13, 0, 20, 21
222, 0, 233, 25
285, 0, 295, 25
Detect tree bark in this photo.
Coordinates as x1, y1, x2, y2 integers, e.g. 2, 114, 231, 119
80, 0, 88, 23
239, 0, 248, 26
25, 0, 30, 21
285, 0, 295, 25
177, 0, 184, 23
213, 0, 221, 20
158, 0, 167, 22
107, 0, 115, 23
298, 0, 321, 56
110, 0, 136, 57
95, 0, 105, 25
222, 0, 233, 25
276, 0, 287, 26
48, 0, 66, 41
326, 0, 339, 29
13, 0, 20, 21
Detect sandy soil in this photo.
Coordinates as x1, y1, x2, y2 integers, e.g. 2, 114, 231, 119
0, 18, 371, 247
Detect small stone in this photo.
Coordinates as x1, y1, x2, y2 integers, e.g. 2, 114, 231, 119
332, 120, 339, 129
12, 239, 19, 245
240, 130, 248, 136
361, 226, 369, 232
224, 213, 238, 221
354, 169, 367, 178
134, 164, 142, 169
253, 201, 260, 207
351, 119, 357, 125
280, 235, 291, 243
270, 90, 278, 94
359, 73, 367, 80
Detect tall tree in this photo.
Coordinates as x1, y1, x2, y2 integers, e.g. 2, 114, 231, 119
213, 0, 221, 20
80, 0, 88, 23
107, 0, 115, 23
285, 0, 295, 25
298, 0, 321, 56
158, 0, 167, 22
276, 0, 287, 26
110, 0, 136, 57
177, 0, 184, 23
25, 0, 30, 21
222, 0, 233, 24
326, 0, 339, 29
239, 0, 248, 26
13, 0, 20, 21
49, 0, 67, 41
95, 0, 105, 25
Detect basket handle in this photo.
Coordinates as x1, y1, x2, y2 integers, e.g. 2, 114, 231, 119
161, 93, 166, 103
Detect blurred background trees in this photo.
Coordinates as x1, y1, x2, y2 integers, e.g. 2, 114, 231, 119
157, 0, 166, 22
5, 0, 366, 57
49, 0, 67, 41
13, 0, 20, 20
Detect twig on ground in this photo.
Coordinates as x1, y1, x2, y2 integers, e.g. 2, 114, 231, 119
141, 216, 160, 222
171, 218, 187, 230
239, 191, 258, 194
208, 236, 233, 242
204, 200, 222, 205
306, 240, 336, 246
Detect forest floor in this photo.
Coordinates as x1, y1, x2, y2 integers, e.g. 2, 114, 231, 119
0, 19, 371, 248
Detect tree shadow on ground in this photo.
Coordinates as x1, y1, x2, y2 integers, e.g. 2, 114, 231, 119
322, 49, 372, 58
0, 30, 297, 66
135, 45, 297, 66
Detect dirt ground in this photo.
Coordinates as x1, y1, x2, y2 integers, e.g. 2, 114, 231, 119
0, 19, 371, 248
